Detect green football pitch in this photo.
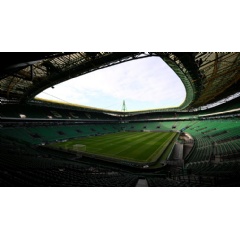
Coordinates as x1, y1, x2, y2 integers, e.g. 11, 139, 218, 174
50, 131, 178, 163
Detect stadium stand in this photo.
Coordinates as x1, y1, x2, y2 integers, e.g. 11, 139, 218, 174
0, 52, 240, 186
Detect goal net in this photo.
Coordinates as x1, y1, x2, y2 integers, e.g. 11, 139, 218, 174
72, 144, 86, 152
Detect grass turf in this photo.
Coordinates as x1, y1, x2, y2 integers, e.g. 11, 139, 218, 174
50, 131, 178, 163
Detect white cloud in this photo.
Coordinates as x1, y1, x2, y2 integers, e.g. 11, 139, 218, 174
36, 57, 186, 110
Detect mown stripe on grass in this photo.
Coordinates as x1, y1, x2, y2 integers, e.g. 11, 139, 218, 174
115, 132, 171, 161
50, 132, 178, 163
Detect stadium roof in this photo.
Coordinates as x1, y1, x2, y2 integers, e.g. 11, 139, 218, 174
0, 52, 239, 112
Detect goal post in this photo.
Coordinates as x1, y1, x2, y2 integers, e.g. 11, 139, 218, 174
72, 144, 86, 152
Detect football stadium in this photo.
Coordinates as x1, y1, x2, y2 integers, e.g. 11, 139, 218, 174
1, 52, 240, 186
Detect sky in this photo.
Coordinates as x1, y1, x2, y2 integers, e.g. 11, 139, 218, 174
36, 56, 186, 112
1, 2, 238, 238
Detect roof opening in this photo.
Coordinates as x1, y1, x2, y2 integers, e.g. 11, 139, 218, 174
36, 56, 186, 111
